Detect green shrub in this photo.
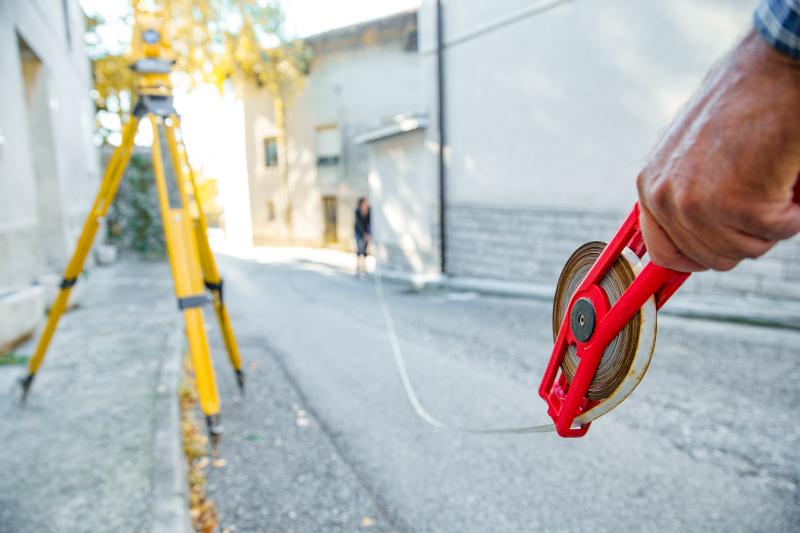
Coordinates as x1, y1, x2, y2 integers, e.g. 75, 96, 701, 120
106, 151, 166, 258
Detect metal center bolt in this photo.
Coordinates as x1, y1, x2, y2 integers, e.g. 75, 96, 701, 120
570, 297, 596, 343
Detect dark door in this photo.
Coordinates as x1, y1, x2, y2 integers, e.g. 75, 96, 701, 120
322, 196, 337, 243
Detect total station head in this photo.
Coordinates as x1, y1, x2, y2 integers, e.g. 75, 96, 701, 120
130, 9, 175, 75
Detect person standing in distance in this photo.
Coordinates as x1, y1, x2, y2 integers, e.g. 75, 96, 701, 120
354, 197, 372, 277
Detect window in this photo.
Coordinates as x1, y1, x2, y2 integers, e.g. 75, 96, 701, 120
317, 155, 340, 166
315, 125, 341, 167
404, 29, 418, 52
264, 137, 278, 167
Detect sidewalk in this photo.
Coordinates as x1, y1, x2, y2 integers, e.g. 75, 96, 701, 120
213, 242, 800, 331
418, 274, 800, 331
0, 260, 190, 533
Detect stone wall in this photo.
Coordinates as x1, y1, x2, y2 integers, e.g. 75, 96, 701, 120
446, 204, 800, 301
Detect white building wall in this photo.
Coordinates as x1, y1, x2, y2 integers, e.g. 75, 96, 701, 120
420, 0, 800, 299
0, 0, 99, 287
429, 0, 753, 209
241, 82, 284, 244
367, 129, 439, 275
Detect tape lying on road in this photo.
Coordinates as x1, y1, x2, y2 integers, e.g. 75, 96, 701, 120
372, 268, 558, 435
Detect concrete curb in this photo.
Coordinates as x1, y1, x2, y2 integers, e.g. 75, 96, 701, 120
374, 269, 800, 331
150, 326, 193, 533
658, 297, 800, 331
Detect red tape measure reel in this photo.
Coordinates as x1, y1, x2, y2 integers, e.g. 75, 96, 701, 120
539, 205, 688, 437
540, 177, 800, 438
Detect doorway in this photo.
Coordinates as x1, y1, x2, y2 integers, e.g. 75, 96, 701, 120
322, 196, 337, 244
19, 35, 65, 270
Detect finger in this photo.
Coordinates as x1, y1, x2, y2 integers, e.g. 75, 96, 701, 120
721, 227, 776, 258
696, 223, 776, 260
639, 182, 748, 270
722, 200, 800, 241
680, 197, 776, 259
639, 204, 707, 272
758, 203, 800, 240
667, 216, 742, 271
645, 201, 741, 271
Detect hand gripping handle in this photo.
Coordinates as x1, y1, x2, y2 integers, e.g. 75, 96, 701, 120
540, 173, 800, 437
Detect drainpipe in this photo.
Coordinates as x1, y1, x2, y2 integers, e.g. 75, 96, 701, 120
436, 0, 447, 274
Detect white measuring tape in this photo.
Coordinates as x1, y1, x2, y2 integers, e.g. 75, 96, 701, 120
372, 267, 557, 434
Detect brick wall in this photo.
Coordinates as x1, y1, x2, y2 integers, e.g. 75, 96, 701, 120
446, 203, 800, 301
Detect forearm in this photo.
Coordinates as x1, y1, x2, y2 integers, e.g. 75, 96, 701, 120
636, 12, 800, 272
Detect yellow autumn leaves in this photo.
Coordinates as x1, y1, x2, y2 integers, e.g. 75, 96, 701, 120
90, 0, 308, 116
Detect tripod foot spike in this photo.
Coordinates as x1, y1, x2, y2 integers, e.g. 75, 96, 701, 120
206, 414, 223, 448
18, 374, 35, 404
235, 369, 245, 394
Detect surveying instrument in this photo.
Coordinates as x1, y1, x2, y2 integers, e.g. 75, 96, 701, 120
19, 11, 244, 442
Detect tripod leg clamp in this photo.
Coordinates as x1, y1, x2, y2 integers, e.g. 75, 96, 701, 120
204, 279, 224, 303
177, 294, 211, 310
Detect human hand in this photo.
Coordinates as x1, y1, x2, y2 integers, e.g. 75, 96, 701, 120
636, 30, 800, 272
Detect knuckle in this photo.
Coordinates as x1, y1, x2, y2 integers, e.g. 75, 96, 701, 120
636, 170, 651, 197
637, 170, 670, 213
650, 181, 673, 215
770, 213, 800, 240
673, 186, 703, 222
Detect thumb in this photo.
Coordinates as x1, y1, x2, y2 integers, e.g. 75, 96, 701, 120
770, 200, 800, 241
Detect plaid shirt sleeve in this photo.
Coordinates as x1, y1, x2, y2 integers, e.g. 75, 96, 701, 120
754, 0, 800, 58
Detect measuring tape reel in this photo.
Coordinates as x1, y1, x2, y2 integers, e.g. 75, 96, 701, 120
539, 205, 689, 437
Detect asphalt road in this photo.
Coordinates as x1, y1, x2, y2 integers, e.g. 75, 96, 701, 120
204, 251, 800, 533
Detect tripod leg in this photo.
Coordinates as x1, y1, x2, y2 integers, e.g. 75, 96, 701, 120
21, 116, 141, 400
164, 119, 245, 392
149, 115, 223, 442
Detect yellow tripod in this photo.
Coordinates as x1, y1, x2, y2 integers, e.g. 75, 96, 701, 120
20, 15, 243, 441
